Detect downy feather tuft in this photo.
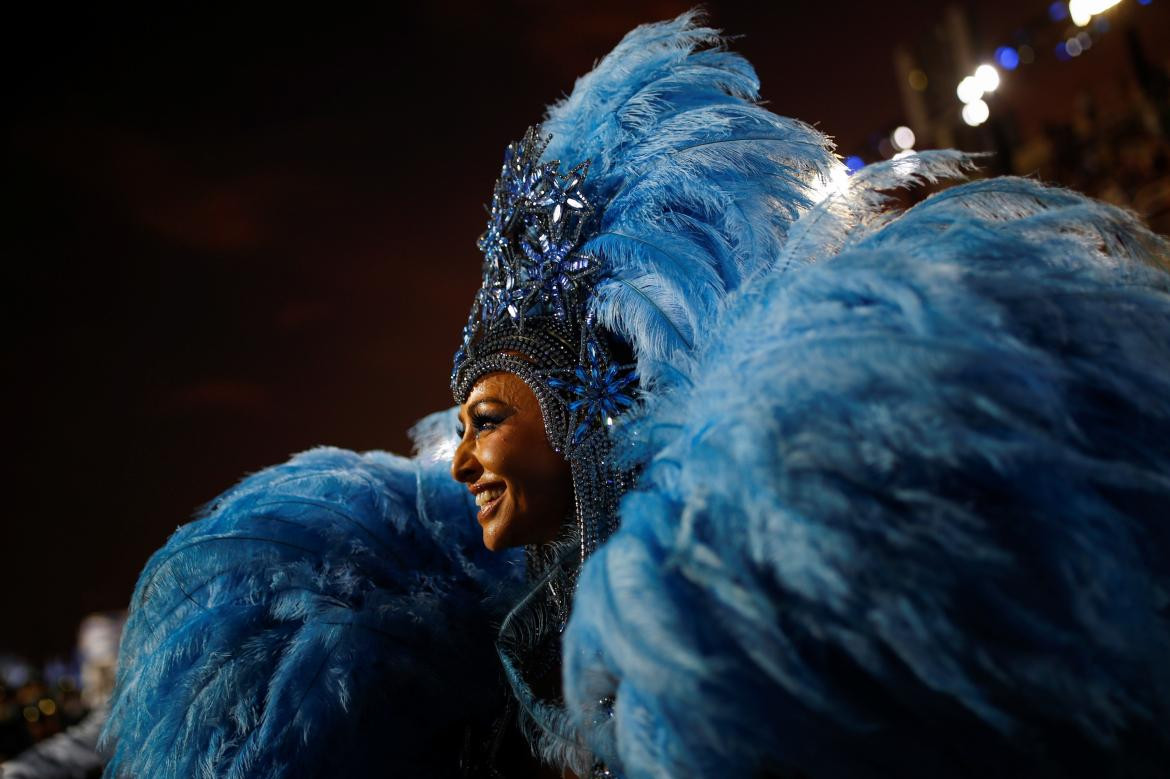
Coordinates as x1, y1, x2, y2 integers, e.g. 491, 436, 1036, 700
538, 11, 838, 393
103, 410, 525, 778
565, 177, 1170, 778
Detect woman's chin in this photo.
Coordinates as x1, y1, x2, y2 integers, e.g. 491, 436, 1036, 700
479, 507, 515, 552
481, 521, 508, 551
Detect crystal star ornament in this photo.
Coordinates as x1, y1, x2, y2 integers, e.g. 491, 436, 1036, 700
472, 127, 596, 331
548, 337, 638, 443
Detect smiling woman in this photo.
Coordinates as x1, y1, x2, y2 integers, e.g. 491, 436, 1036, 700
453, 372, 573, 551
99, 12, 1170, 779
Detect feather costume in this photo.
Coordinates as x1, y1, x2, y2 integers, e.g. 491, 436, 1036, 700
564, 167, 1170, 776
104, 12, 1170, 779
450, 13, 839, 773
102, 413, 525, 777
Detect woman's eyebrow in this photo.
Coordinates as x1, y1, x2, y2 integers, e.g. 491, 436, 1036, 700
459, 396, 505, 426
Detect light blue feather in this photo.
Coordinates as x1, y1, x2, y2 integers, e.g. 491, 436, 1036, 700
565, 179, 1170, 777
101, 11, 1170, 779
539, 11, 838, 393
776, 150, 985, 273
102, 411, 525, 778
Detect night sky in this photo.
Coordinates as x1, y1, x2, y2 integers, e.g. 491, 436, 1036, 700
7, 1, 1169, 662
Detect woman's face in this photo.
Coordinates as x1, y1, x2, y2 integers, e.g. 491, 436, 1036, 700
452, 372, 573, 551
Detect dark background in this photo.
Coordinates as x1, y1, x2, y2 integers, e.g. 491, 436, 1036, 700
6, 1, 1169, 663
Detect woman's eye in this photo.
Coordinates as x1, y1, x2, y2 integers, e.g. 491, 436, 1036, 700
472, 413, 503, 432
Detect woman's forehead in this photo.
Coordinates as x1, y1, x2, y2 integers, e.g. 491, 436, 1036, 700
466, 372, 533, 406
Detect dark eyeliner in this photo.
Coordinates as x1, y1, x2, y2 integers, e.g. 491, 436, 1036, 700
471, 411, 506, 430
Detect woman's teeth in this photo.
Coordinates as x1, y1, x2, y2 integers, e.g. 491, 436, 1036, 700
475, 487, 504, 507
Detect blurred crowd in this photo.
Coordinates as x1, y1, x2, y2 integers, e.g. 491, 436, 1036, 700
0, 668, 87, 764
0, 614, 122, 778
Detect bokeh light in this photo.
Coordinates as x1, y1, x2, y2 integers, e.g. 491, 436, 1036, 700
974, 64, 1000, 92
957, 76, 982, 103
892, 126, 916, 151
844, 155, 866, 174
962, 99, 990, 126
995, 46, 1020, 70
1069, 0, 1122, 27
908, 69, 928, 91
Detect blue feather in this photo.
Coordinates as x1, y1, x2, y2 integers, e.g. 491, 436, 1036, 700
565, 180, 1170, 777
103, 411, 525, 778
538, 11, 838, 394
777, 150, 986, 273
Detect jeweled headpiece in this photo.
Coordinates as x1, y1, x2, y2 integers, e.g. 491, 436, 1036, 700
452, 126, 637, 561
452, 9, 841, 570
452, 127, 635, 451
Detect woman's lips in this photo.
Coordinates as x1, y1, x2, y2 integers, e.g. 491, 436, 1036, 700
475, 486, 505, 522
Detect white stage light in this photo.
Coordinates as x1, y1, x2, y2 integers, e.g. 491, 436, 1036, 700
974, 64, 1000, 93
962, 99, 989, 126
1069, 0, 1122, 27
956, 76, 982, 104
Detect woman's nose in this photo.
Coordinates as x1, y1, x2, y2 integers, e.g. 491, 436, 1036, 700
451, 438, 481, 484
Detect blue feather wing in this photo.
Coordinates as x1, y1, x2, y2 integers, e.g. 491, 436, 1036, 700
539, 12, 837, 395
564, 180, 1170, 778
103, 440, 523, 778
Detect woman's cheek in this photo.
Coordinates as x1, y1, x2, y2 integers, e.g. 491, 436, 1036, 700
477, 430, 507, 476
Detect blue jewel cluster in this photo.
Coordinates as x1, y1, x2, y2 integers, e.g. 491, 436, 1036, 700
453, 127, 598, 377
549, 338, 637, 444
478, 127, 596, 323
454, 126, 638, 450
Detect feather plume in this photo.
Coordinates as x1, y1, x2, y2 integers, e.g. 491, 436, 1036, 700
537, 11, 838, 393
103, 446, 524, 778
566, 178, 1170, 777
777, 150, 985, 273
866, 176, 1170, 272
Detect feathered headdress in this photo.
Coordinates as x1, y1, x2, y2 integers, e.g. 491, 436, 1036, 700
450, 10, 840, 774
544, 9, 836, 393
451, 10, 837, 556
